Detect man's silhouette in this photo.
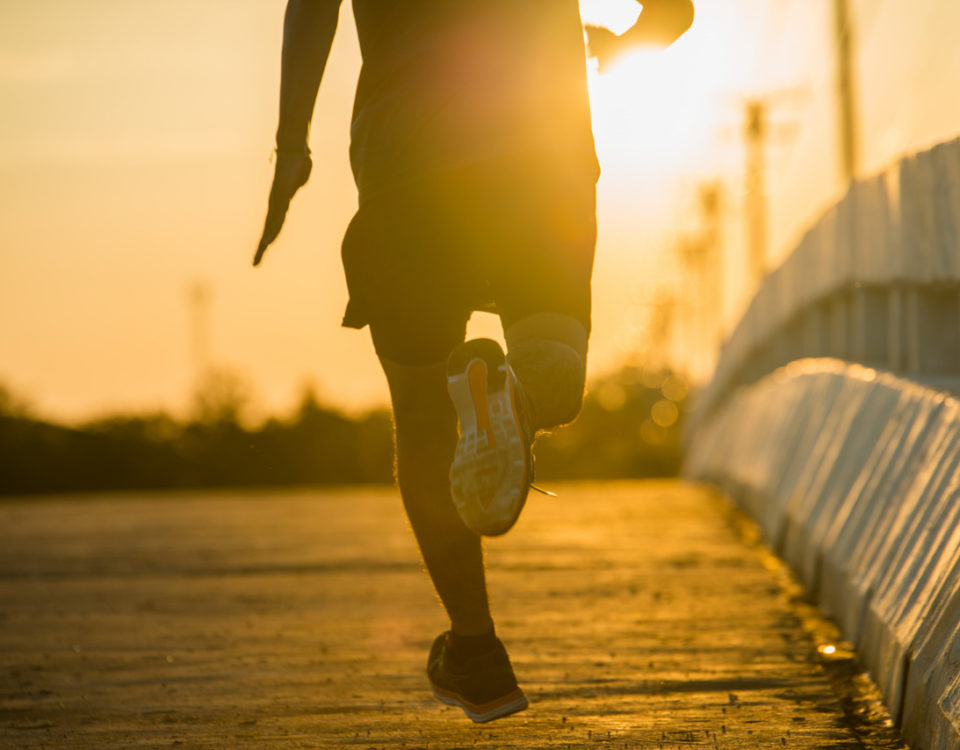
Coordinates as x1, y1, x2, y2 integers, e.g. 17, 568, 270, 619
255, 0, 693, 723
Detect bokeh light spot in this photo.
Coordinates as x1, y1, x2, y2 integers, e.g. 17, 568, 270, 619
661, 374, 689, 402
651, 398, 679, 428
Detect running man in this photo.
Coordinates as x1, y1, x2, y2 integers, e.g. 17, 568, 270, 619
255, 0, 693, 723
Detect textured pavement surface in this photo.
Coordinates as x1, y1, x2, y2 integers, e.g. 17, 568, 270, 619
0, 481, 905, 748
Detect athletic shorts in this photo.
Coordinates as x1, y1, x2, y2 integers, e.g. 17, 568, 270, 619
340, 153, 597, 365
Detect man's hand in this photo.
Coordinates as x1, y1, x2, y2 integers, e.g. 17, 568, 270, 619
253, 152, 312, 267
585, 25, 620, 73
586, 0, 694, 72
254, 0, 342, 267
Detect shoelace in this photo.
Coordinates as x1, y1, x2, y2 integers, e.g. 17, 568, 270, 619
527, 456, 557, 497
529, 482, 557, 497
508, 365, 556, 498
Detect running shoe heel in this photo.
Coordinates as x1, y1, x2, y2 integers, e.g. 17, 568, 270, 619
446, 339, 532, 536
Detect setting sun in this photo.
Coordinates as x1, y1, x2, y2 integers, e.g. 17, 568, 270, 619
589, 44, 715, 177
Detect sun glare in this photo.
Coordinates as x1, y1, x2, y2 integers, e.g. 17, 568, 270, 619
589, 48, 702, 176
586, 11, 738, 181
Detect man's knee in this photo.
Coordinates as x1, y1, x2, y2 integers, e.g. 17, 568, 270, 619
504, 312, 589, 429
506, 337, 586, 430
504, 312, 588, 361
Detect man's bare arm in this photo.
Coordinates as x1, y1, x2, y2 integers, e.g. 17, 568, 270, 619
254, 0, 343, 267
275, 0, 343, 151
587, 0, 694, 71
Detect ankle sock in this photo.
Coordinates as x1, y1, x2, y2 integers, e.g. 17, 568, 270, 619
449, 628, 499, 658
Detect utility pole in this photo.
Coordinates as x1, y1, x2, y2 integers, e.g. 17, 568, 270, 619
743, 99, 768, 288
649, 291, 676, 374
677, 182, 725, 377
188, 281, 212, 383
699, 183, 724, 351
833, 0, 859, 184
739, 91, 803, 291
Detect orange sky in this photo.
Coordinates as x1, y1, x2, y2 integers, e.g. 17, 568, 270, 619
3, 0, 960, 422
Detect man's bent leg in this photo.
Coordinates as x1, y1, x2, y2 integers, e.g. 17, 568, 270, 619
505, 312, 589, 431
380, 358, 494, 636
438, 312, 587, 537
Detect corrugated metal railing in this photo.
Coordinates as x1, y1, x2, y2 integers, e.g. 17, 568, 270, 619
687, 135, 960, 750
699, 135, 960, 419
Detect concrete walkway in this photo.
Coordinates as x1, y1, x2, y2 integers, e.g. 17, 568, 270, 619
0, 482, 904, 749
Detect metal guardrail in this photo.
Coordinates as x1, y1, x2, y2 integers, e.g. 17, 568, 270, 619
686, 360, 960, 750
687, 134, 960, 750
698, 135, 960, 418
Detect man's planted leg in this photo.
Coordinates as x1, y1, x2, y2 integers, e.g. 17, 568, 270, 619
380, 358, 493, 635
379, 358, 527, 722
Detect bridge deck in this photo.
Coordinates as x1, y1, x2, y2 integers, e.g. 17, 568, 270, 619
0, 481, 903, 748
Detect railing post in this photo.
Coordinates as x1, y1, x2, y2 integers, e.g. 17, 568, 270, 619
888, 287, 903, 373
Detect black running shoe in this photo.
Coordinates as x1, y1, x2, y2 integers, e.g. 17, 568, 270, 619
426, 632, 529, 723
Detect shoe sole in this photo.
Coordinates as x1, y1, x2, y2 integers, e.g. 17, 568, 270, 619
429, 681, 529, 723
446, 339, 531, 536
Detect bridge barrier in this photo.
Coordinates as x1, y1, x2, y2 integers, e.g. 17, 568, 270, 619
686, 360, 960, 749
687, 133, 960, 750
696, 136, 960, 424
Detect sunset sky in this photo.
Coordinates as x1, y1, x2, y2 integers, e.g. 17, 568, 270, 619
3, 0, 960, 422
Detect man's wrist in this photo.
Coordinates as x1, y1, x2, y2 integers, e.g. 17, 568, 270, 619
275, 143, 311, 158
275, 121, 311, 156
